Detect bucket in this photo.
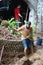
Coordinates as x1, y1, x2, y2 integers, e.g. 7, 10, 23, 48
36, 37, 42, 46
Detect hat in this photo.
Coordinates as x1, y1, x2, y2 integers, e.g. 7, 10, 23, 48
28, 22, 31, 25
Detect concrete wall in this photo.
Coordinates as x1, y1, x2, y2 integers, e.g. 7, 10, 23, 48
25, 0, 43, 34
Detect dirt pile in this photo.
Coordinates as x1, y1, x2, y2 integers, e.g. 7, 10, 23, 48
0, 26, 21, 40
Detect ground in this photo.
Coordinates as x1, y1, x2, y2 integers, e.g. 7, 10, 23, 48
0, 44, 43, 65
9, 46, 43, 65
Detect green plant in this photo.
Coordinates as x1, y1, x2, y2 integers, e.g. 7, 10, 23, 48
7, 18, 21, 35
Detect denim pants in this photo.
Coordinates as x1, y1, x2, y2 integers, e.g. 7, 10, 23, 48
22, 38, 32, 48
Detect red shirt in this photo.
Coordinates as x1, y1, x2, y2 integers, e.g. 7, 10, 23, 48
14, 8, 20, 20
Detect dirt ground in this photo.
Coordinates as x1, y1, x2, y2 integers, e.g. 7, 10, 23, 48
0, 45, 43, 65
9, 46, 43, 65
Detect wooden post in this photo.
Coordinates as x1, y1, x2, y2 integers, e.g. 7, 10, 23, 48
25, 8, 28, 21
0, 45, 4, 63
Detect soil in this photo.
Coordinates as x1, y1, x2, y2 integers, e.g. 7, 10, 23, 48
0, 26, 21, 40
0, 45, 43, 65
9, 46, 43, 65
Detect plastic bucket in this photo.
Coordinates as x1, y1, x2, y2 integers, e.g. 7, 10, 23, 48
36, 38, 42, 46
